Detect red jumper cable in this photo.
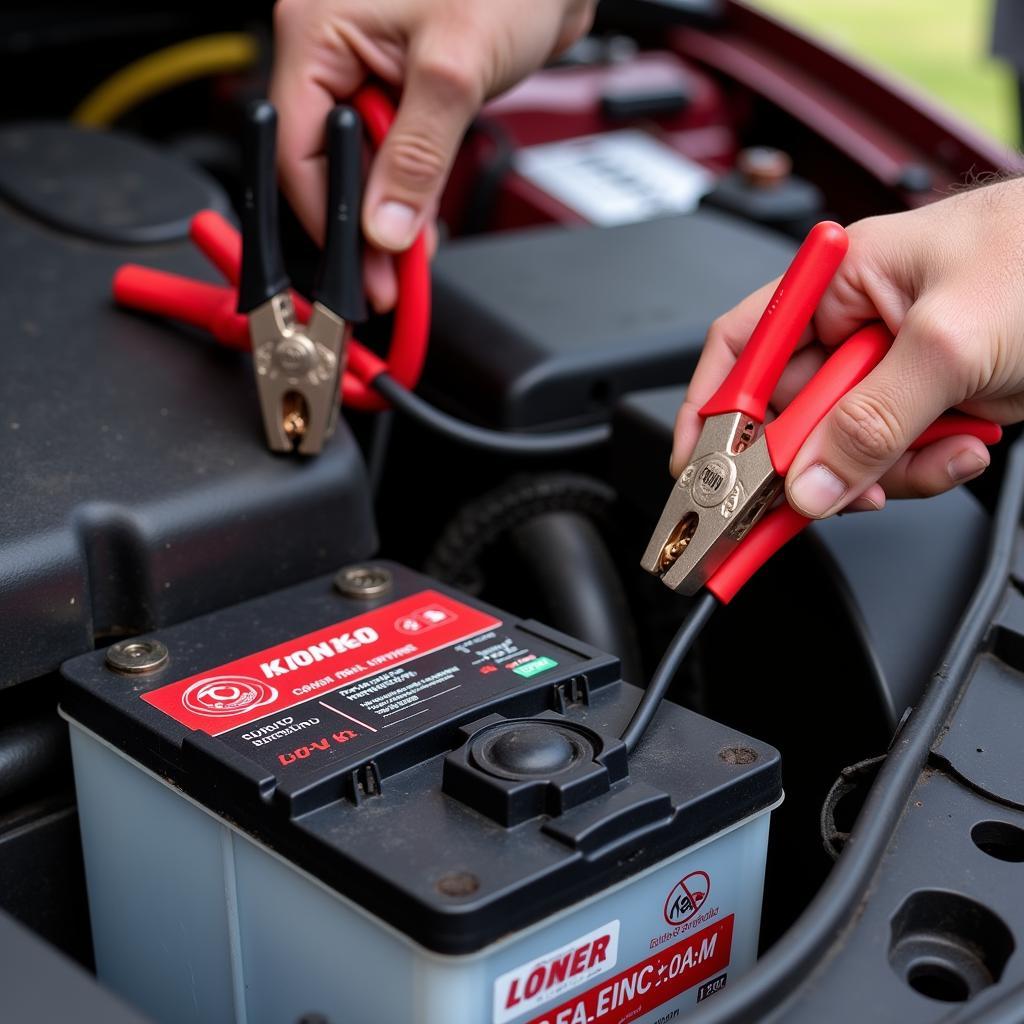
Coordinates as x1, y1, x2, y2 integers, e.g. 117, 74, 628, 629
113, 85, 430, 419
113, 86, 608, 455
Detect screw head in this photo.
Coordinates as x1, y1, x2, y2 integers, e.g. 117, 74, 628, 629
436, 871, 480, 898
106, 639, 169, 675
334, 565, 393, 599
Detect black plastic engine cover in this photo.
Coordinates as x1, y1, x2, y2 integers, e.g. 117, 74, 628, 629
427, 210, 797, 428
0, 124, 376, 688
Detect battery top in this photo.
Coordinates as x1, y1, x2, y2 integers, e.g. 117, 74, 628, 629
61, 563, 781, 954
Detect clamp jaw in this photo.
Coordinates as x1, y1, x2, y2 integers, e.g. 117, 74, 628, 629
238, 102, 367, 455
247, 295, 346, 452
641, 411, 775, 594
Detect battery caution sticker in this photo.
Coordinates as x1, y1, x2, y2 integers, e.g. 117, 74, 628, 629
524, 916, 733, 1024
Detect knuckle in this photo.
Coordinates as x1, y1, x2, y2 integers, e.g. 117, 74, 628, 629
385, 132, 449, 190
831, 393, 905, 466
908, 306, 971, 372
707, 314, 730, 346
416, 53, 483, 105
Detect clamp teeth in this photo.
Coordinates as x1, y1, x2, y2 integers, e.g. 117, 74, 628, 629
281, 392, 309, 444
658, 513, 698, 573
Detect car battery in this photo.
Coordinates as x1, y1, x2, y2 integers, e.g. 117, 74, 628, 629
60, 563, 782, 1024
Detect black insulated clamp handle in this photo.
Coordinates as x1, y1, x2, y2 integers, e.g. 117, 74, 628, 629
238, 100, 290, 314
313, 105, 368, 323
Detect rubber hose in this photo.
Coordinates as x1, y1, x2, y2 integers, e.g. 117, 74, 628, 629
0, 713, 69, 804
424, 474, 617, 589
508, 512, 644, 683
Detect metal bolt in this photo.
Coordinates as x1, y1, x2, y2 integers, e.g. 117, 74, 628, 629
334, 565, 393, 599
436, 871, 480, 898
106, 639, 169, 674
737, 146, 792, 189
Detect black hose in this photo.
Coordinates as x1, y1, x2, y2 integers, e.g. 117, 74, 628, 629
373, 373, 611, 455
0, 713, 69, 804
692, 435, 1024, 1023
425, 474, 617, 589
366, 409, 393, 498
621, 591, 718, 754
509, 512, 644, 683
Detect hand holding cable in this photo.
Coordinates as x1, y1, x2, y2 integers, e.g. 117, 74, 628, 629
674, 178, 1024, 517
628, 214, 1008, 753
643, 220, 1002, 599
114, 86, 431, 421
112, 86, 607, 455
270, 0, 596, 279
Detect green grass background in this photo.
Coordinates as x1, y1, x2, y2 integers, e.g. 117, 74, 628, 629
754, 0, 1018, 144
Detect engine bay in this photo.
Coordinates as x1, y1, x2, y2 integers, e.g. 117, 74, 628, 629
2, 3, 1024, 1022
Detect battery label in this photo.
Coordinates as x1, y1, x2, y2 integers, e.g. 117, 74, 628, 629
494, 921, 620, 1024
141, 590, 591, 782
524, 916, 733, 1024
143, 591, 500, 735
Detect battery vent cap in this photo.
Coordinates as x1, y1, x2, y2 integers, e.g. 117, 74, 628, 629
443, 713, 629, 827
476, 722, 587, 778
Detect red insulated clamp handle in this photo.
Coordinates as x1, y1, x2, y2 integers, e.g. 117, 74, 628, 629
700, 221, 849, 423
112, 265, 251, 349
763, 323, 891, 474
912, 416, 1003, 450
707, 504, 807, 604
763, 324, 1003, 475
709, 324, 1002, 604
116, 85, 431, 414
190, 210, 242, 286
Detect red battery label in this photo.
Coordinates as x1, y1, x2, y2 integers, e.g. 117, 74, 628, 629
525, 915, 733, 1024
142, 590, 501, 735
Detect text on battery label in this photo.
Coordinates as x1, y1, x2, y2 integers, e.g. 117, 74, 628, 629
493, 921, 619, 1024
141, 591, 504, 736
525, 916, 734, 1024
259, 627, 380, 678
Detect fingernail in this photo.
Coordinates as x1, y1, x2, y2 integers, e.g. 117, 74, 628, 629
370, 201, 417, 249
947, 451, 989, 484
846, 493, 883, 513
789, 464, 848, 517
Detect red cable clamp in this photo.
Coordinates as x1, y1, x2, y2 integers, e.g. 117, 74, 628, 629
112, 85, 430, 416
641, 222, 1002, 603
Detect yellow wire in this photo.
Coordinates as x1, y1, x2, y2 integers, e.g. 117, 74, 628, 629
72, 32, 260, 128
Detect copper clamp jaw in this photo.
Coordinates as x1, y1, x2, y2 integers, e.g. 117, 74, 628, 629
640, 412, 778, 595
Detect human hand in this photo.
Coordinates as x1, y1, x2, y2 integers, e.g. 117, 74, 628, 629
673, 179, 1024, 517
270, 0, 595, 310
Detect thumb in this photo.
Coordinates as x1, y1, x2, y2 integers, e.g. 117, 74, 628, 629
784, 310, 961, 518
363, 35, 483, 252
